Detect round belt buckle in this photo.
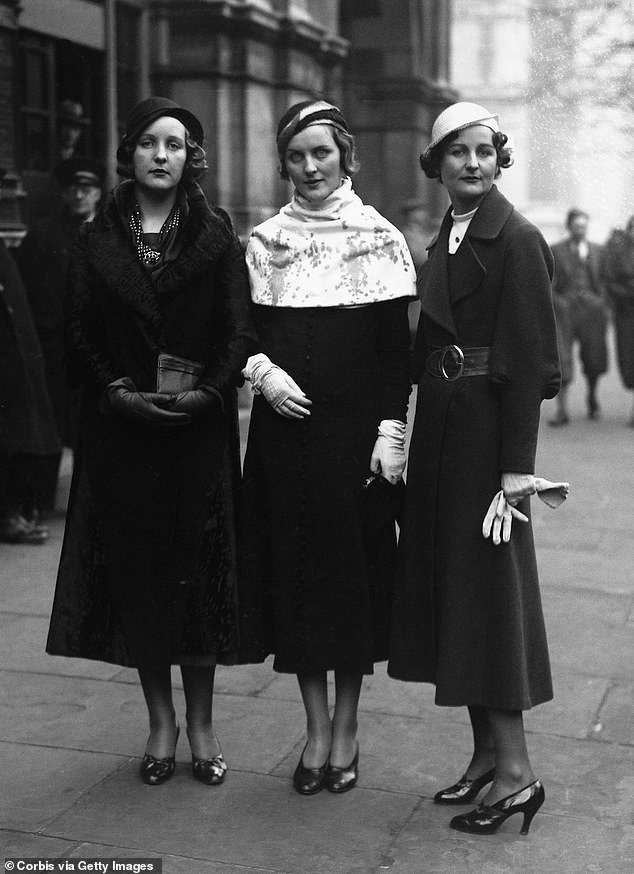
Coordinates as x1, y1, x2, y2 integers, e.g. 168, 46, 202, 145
440, 345, 465, 381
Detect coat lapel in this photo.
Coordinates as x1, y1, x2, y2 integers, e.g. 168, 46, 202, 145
419, 213, 457, 339
451, 185, 514, 306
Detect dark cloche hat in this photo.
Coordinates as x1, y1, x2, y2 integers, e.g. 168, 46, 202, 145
276, 100, 350, 158
53, 157, 106, 188
116, 97, 204, 162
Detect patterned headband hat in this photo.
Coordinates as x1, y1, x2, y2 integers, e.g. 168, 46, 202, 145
422, 101, 500, 158
276, 100, 350, 159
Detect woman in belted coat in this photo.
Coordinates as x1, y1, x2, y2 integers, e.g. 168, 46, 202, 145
388, 103, 561, 836
46, 98, 256, 787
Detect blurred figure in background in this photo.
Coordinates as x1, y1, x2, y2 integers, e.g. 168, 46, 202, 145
0, 170, 60, 544
549, 208, 608, 425
15, 157, 105, 513
603, 215, 634, 427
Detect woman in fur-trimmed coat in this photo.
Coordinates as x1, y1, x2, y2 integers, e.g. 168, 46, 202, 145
46, 98, 256, 787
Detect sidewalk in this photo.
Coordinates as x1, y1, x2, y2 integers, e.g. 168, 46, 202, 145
1, 364, 633, 873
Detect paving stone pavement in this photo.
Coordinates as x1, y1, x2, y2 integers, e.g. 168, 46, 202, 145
1, 349, 633, 873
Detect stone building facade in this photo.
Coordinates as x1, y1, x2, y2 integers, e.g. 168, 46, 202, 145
0, 0, 454, 245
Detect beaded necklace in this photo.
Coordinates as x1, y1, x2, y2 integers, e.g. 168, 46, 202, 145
130, 201, 180, 265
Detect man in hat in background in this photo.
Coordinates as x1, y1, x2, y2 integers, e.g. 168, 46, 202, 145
14, 157, 105, 513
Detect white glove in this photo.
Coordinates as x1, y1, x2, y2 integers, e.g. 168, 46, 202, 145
482, 490, 529, 545
483, 472, 570, 545
370, 419, 407, 484
242, 353, 311, 419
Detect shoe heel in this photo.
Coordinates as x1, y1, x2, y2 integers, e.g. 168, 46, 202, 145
519, 785, 544, 835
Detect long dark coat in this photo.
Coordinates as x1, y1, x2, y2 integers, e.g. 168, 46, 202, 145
603, 228, 634, 389
240, 300, 411, 674
388, 186, 561, 710
46, 181, 256, 668
15, 210, 82, 446
550, 238, 608, 383
0, 240, 60, 457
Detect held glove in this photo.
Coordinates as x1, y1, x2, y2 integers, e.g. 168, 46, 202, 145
105, 377, 190, 429
370, 419, 407, 484
157, 385, 222, 418
243, 353, 311, 419
483, 473, 570, 545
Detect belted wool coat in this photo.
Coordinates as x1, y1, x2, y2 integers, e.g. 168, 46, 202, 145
388, 185, 561, 709
46, 181, 256, 668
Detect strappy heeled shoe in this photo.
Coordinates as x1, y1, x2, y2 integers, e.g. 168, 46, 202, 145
139, 726, 180, 785
192, 752, 227, 785
293, 744, 329, 795
449, 779, 545, 835
324, 744, 359, 794
434, 767, 495, 805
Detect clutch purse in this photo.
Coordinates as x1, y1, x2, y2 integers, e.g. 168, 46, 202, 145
156, 353, 204, 393
357, 474, 406, 529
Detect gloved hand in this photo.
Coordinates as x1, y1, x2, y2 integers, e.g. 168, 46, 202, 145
243, 353, 311, 419
156, 385, 222, 418
482, 490, 529, 545
370, 419, 407, 484
483, 472, 570, 545
501, 472, 536, 505
105, 377, 191, 429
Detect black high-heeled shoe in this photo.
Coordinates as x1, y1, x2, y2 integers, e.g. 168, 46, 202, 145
192, 752, 227, 785
434, 767, 495, 805
139, 726, 180, 785
293, 744, 329, 795
324, 744, 359, 794
449, 779, 545, 835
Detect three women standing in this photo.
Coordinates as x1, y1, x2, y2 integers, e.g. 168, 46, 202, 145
240, 101, 415, 794
389, 103, 561, 835
46, 97, 256, 786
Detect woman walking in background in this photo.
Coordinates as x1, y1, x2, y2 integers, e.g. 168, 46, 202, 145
240, 100, 415, 795
389, 102, 561, 835
46, 97, 255, 786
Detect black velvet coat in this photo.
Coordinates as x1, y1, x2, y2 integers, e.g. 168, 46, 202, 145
46, 181, 256, 668
388, 186, 561, 710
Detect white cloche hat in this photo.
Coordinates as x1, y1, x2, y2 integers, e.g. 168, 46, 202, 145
423, 102, 500, 157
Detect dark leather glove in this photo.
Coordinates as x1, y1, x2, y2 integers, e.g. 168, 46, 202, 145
105, 378, 191, 429
159, 385, 222, 418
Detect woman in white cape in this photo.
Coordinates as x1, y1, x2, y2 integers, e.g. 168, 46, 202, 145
240, 100, 416, 795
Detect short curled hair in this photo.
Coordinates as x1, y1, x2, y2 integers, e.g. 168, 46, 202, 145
117, 131, 208, 182
279, 125, 360, 180
419, 130, 513, 181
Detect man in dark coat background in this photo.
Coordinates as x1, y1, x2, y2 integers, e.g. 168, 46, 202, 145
549, 207, 608, 425
14, 157, 105, 512
0, 170, 60, 544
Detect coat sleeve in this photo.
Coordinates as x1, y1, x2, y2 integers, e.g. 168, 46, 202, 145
199, 232, 258, 393
64, 228, 124, 389
375, 297, 412, 422
488, 223, 561, 473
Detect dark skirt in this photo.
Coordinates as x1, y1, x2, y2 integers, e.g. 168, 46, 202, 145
240, 304, 408, 674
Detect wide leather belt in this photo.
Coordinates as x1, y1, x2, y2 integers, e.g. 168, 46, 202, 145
425, 345, 490, 381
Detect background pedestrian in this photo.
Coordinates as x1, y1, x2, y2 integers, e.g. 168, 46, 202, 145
15, 157, 105, 513
549, 208, 608, 424
602, 215, 634, 427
